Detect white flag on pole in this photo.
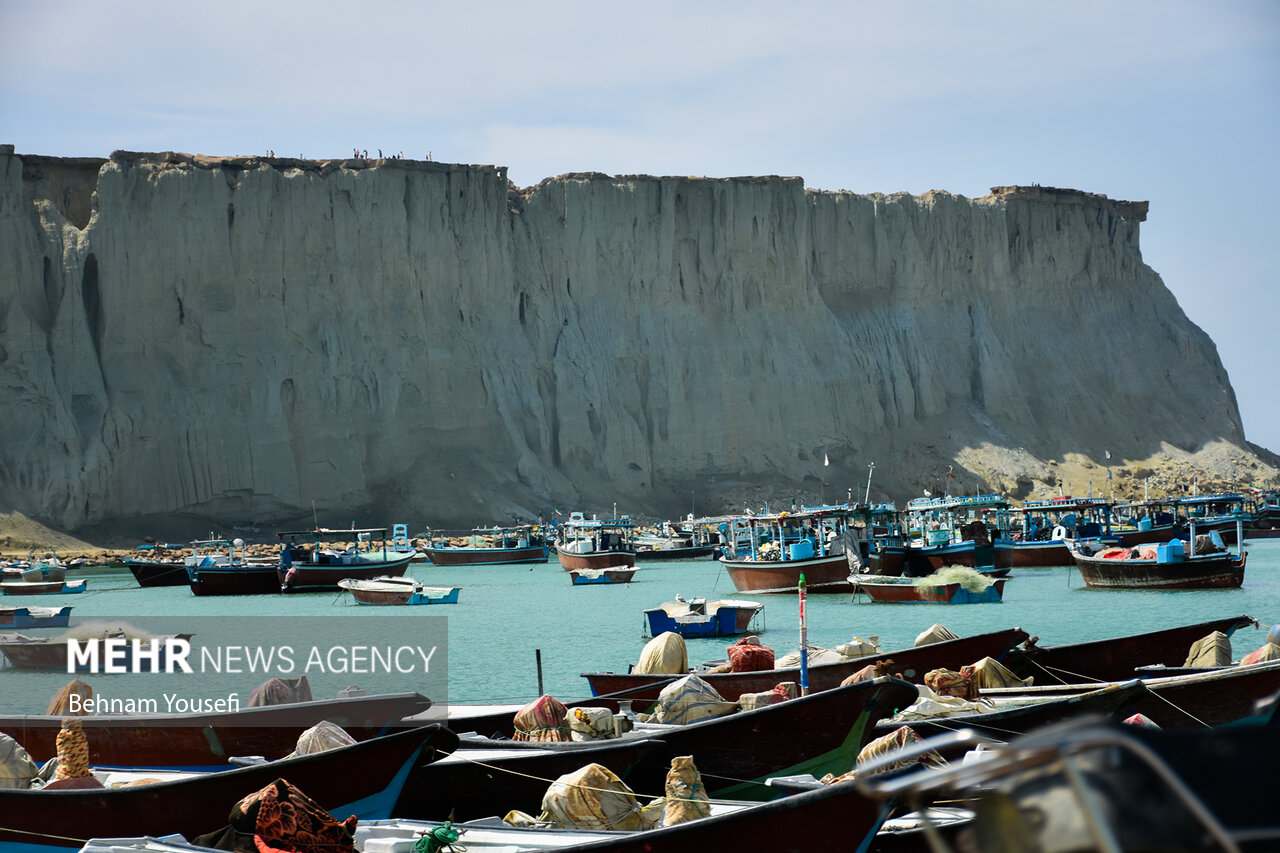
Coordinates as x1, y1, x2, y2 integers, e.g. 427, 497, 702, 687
823, 454, 829, 467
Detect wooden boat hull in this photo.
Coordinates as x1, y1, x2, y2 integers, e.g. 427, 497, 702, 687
876, 679, 1151, 739
398, 736, 661, 821
582, 626, 1030, 701
342, 581, 461, 605
557, 547, 637, 570
857, 578, 1006, 604
280, 553, 415, 592
983, 660, 1280, 729
1007, 539, 1072, 567
422, 544, 548, 565
1003, 614, 1259, 684
395, 766, 888, 853
1071, 549, 1246, 589
0, 691, 434, 767
0, 605, 71, 629
189, 565, 281, 596
721, 553, 853, 594
569, 567, 638, 584
913, 540, 1015, 573
124, 559, 190, 587
0, 579, 85, 595
0, 725, 457, 852
407, 676, 918, 818
0, 636, 188, 672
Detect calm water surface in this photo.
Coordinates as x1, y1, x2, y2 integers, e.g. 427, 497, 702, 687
2, 538, 1277, 714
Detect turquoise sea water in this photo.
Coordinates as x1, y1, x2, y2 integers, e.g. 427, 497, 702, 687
2, 538, 1278, 715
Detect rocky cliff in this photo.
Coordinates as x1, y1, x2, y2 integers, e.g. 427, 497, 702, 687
0, 147, 1267, 537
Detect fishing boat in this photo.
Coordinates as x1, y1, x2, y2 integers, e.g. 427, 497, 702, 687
1003, 614, 1260, 684
852, 721, 1280, 852
277, 526, 417, 592
569, 566, 638, 585
1, 550, 68, 583
980, 658, 1280, 728
129, 536, 272, 588
187, 537, 280, 596
0, 725, 457, 853
0, 630, 193, 672
338, 575, 462, 605
0, 578, 85, 595
1067, 526, 1246, 589
1173, 491, 1255, 544
874, 494, 1016, 577
718, 507, 864, 594
0, 690, 434, 767
581, 626, 1030, 701
854, 571, 1007, 604
872, 677, 1152, 740
435, 675, 918, 815
642, 596, 764, 638
1252, 487, 1280, 530
77, 758, 895, 853
634, 518, 717, 560
556, 513, 638, 571
0, 605, 72, 629
421, 524, 550, 565
1006, 496, 1111, 567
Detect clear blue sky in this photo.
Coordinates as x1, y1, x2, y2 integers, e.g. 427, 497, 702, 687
4, 1, 1277, 452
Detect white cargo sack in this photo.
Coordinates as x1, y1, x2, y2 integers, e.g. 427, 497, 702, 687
0, 734, 38, 789
568, 706, 617, 741
915, 624, 959, 646
643, 675, 737, 725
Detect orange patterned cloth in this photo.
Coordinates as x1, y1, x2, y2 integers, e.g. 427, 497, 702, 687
925, 667, 975, 700
233, 778, 357, 853
54, 717, 91, 780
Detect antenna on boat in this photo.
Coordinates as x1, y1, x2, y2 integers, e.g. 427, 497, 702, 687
864, 462, 875, 504
312, 499, 319, 529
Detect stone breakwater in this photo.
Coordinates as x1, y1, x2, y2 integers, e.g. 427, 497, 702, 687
0, 146, 1266, 536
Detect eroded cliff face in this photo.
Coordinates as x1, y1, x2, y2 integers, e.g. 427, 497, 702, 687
0, 148, 1254, 534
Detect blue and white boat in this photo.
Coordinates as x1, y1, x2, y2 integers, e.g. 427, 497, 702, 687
0, 604, 72, 628
643, 596, 763, 638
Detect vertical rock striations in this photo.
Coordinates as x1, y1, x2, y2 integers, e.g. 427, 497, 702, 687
0, 148, 1247, 532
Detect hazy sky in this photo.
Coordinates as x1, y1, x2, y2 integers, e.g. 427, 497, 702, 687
4, 1, 1277, 453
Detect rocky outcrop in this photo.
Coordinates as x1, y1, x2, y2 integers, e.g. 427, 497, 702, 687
0, 147, 1266, 536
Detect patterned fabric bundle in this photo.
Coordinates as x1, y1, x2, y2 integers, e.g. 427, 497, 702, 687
726, 641, 774, 672
54, 717, 91, 780
248, 676, 313, 707
924, 667, 975, 699
42, 716, 104, 790
232, 778, 357, 853
512, 695, 570, 742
